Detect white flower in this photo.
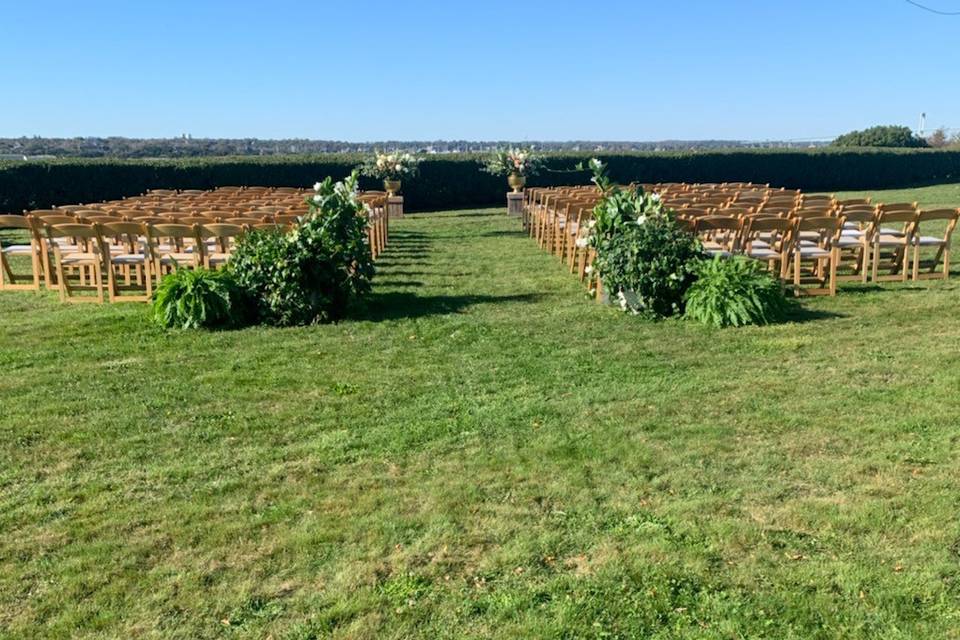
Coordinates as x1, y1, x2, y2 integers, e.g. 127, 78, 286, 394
650, 193, 661, 202
584, 265, 593, 274
313, 194, 322, 203
587, 220, 596, 229
575, 237, 589, 248
313, 182, 322, 191
395, 163, 403, 172
589, 158, 603, 170
636, 215, 647, 225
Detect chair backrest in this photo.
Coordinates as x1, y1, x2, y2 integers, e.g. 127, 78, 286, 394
837, 197, 871, 207
878, 202, 918, 214
914, 209, 959, 238
875, 210, 917, 226
795, 216, 843, 244
43, 223, 104, 254
0, 214, 32, 230
198, 223, 247, 241
145, 223, 200, 253
100, 222, 148, 252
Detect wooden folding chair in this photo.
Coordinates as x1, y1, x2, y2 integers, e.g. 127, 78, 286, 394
100, 222, 152, 302
144, 223, 201, 286
910, 209, 959, 280
871, 209, 916, 282
694, 216, 742, 257
0, 215, 43, 291
790, 216, 843, 296
835, 207, 876, 283
197, 223, 247, 269
741, 216, 793, 279
43, 223, 106, 303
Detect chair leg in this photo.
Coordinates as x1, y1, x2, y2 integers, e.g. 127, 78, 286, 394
107, 261, 118, 303
95, 263, 104, 303
912, 244, 920, 281
829, 249, 838, 296
871, 241, 880, 282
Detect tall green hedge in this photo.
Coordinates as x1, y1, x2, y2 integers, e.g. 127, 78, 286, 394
3, 149, 960, 213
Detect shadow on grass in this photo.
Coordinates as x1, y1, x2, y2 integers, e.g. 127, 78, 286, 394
374, 280, 425, 287
782, 306, 846, 323
480, 229, 528, 238
357, 292, 544, 321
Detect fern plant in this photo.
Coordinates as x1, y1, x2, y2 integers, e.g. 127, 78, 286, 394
684, 256, 790, 328
152, 267, 244, 329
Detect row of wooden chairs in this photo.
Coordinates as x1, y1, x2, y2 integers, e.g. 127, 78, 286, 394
1, 190, 391, 301
522, 183, 959, 298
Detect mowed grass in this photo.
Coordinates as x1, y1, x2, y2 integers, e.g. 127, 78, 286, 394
2, 184, 960, 639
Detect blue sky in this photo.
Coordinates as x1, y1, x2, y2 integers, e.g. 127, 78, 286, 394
1, 0, 957, 141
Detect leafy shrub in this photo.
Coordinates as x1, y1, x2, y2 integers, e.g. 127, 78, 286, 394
6, 149, 960, 215
229, 172, 373, 325
832, 125, 928, 148
152, 267, 246, 329
684, 256, 790, 327
587, 160, 703, 318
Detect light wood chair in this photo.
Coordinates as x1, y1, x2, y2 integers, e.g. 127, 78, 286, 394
197, 223, 246, 269
0, 215, 42, 291
100, 222, 152, 302
871, 210, 916, 282
43, 223, 106, 303
910, 209, 959, 280
790, 216, 843, 296
144, 223, 201, 285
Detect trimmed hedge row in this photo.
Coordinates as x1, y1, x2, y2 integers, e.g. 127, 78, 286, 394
3, 149, 960, 213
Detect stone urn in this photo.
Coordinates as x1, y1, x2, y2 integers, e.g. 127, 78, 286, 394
384, 179, 401, 196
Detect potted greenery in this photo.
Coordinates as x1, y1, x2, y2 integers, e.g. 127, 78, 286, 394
483, 147, 544, 192
582, 159, 703, 317
361, 151, 420, 195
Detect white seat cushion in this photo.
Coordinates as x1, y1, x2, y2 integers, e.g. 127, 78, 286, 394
2, 244, 34, 255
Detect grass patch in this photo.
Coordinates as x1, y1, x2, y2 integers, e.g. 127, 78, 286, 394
3, 186, 960, 638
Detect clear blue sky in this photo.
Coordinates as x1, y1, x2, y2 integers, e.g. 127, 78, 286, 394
1, 0, 957, 141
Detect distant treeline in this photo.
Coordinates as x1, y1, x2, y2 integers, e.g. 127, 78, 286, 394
0, 137, 827, 158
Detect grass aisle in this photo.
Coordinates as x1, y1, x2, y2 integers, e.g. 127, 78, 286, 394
2, 205, 960, 638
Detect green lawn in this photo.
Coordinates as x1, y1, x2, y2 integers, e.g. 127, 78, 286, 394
3, 184, 960, 639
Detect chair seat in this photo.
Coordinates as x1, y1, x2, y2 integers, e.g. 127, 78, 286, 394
2, 244, 34, 255
747, 248, 780, 259
913, 235, 944, 246
706, 248, 733, 257
110, 253, 149, 265
207, 253, 230, 264
836, 238, 865, 248
799, 247, 831, 258
875, 234, 908, 246
61, 253, 100, 265
159, 253, 195, 265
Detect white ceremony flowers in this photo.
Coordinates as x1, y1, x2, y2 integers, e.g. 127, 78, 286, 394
313, 182, 323, 191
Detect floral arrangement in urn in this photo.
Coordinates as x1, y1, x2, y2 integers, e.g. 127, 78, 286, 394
361, 151, 421, 195
483, 147, 544, 192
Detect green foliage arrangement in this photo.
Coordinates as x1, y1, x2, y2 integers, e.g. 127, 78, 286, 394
152, 267, 245, 330
585, 159, 703, 318
228, 171, 374, 326
360, 151, 421, 180
482, 148, 544, 177
832, 125, 928, 148
5, 149, 960, 215
683, 256, 791, 328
